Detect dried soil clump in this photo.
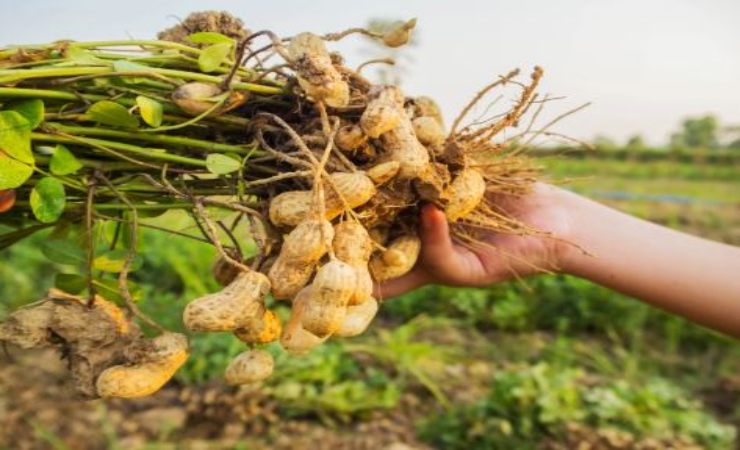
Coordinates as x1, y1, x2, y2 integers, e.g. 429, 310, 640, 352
158, 10, 250, 45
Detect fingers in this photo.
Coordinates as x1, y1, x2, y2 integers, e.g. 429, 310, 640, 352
373, 267, 430, 299
419, 204, 455, 260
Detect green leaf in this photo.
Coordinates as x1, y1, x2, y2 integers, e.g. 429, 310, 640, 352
188, 32, 235, 45
112, 60, 151, 72
198, 43, 232, 72
30, 177, 66, 223
93, 278, 142, 303
206, 153, 241, 174
7, 99, 44, 129
0, 111, 34, 190
49, 145, 82, 175
93, 249, 142, 273
55, 273, 86, 294
87, 100, 139, 129
65, 46, 108, 65
135, 96, 163, 127
41, 238, 86, 265
0, 223, 52, 251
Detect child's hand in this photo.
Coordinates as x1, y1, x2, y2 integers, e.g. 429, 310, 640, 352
376, 183, 576, 298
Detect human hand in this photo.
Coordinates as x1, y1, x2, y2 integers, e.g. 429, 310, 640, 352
375, 183, 578, 298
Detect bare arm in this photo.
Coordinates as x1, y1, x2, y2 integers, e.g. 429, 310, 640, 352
377, 184, 740, 338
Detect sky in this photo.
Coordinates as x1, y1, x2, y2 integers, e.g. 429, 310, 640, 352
1, 0, 739, 145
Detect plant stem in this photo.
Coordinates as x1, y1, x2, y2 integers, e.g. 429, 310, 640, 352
31, 132, 209, 167
0, 67, 285, 95
48, 124, 261, 155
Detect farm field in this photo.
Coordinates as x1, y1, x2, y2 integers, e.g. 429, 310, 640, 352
1, 154, 739, 450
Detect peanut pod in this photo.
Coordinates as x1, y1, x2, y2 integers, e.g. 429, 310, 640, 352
300, 260, 357, 337
370, 234, 421, 282
224, 349, 274, 385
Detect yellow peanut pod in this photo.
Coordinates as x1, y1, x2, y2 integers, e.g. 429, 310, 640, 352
360, 85, 405, 138
333, 221, 373, 265
444, 168, 487, 222
288, 32, 349, 108
412, 96, 445, 127
268, 258, 315, 300
379, 117, 430, 179
365, 161, 401, 185
335, 298, 379, 337
234, 309, 282, 344
413, 116, 446, 147
301, 260, 356, 337
336, 124, 368, 152
280, 287, 328, 354
370, 234, 421, 282
183, 271, 270, 332
96, 333, 188, 398
280, 219, 334, 264
269, 191, 313, 229
381, 18, 417, 48
224, 349, 274, 385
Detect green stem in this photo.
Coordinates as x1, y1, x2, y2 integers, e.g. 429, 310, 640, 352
34, 154, 149, 171
31, 132, 208, 167
0, 67, 284, 95
48, 124, 260, 155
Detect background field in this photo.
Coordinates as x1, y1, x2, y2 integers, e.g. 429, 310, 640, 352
1, 151, 738, 450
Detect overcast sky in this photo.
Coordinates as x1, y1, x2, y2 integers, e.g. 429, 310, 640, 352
2, 0, 739, 145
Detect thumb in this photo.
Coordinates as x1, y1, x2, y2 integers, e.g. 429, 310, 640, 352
419, 204, 455, 260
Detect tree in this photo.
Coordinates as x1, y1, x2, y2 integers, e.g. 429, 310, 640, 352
625, 135, 646, 151
669, 115, 719, 150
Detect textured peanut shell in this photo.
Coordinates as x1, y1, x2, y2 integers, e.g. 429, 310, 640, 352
360, 86, 405, 138
96, 333, 188, 398
412, 96, 445, 127
280, 219, 334, 264
336, 124, 368, 151
224, 349, 274, 385
443, 168, 487, 222
268, 258, 315, 300
333, 222, 374, 305
234, 309, 282, 344
365, 161, 401, 185
335, 298, 379, 337
381, 19, 417, 48
370, 234, 421, 282
280, 287, 328, 354
269, 173, 376, 227
300, 261, 356, 337
413, 116, 446, 147
183, 271, 270, 332
379, 116, 430, 179
288, 32, 349, 108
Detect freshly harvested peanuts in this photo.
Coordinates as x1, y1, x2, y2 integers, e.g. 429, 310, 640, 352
269, 173, 376, 227
183, 271, 270, 332
369, 234, 421, 282
96, 332, 188, 398
300, 260, 357, 337
336, 124, 368, 152
234, 309, 282, 344
413, 116, 447, 147
411, 96, 445, 127
360, 86, 405, 138
278, 219, 334, 265
268, 258, 315, 300
335, 298, 379, 337
365, 161, 401, 185
224, 349, 274, 385
333, 221, 374, 305
381, 18, 417, 48
171, 82, 247, 116
211, 253, 242, 287
379, 116, 431, 179
280, 287, 327, 355
288, 32, 349, 108
443, 168, 487, 222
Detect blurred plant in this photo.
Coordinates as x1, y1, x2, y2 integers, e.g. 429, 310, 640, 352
360, 18, 418, 85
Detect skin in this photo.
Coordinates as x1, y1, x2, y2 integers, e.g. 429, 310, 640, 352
376, 183, 740, 338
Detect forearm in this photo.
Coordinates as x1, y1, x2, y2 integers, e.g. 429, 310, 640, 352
560, 190, 740, 338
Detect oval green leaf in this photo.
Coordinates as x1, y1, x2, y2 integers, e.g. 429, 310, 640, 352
7, 99, 44, 129
87, 100, 139, 129
94, 249, 143, 273
188, 32, 235, 45
206, 153, 241, 175
49, 144, 82, 175
30, 177, 66, 223
55, 273, 87, 294
135, 95, 164, 127
41, 238, 86, 266
0, 111, 34, 190
198, 43, 232, 73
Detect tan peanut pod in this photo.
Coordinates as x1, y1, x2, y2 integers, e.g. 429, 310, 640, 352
365, 161, 401, 185
413, 116, 447, 147
382, 18, 417, 48
368, 226, 390, 246
443, 168, 487, 222
269, 173, 376, 227
333, 221, 374, 306
211, 252, 242, 287
335, 298, 379, 337
380, 116, 431, 179
280, 287, 328, 354
336, 124, 368, 152
412, 96, 445, 127
96, 333, 188, 398
172, 82, 248, 116
288, 32, 349, 108
268, 258, 315, 300
234, 309, 282, 344
224, 349, 274, 385
370, 234, 421, 282
301, 260, 356, 337
279, 219, 334, 264
360, 85, 405, 138
183, 271, 270, 332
